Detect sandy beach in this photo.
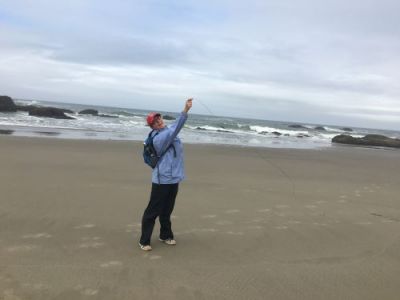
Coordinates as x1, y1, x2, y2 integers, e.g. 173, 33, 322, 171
1, 135, 400, 300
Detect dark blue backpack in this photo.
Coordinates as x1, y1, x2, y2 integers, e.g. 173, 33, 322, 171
143, 130, 160, 169
143, 130, 175, 169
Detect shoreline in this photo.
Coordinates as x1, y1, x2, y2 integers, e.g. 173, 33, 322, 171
0, 123, 334, 149
0, 126, 332, 149
1, 135, 400, 299
3, 102, 399, 150
1, 131, 399, 153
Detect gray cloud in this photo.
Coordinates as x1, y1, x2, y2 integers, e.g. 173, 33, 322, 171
49, 35, 190, 66
0, 0, 399, 129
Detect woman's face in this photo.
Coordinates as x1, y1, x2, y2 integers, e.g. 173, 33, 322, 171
152, 115, 165, 130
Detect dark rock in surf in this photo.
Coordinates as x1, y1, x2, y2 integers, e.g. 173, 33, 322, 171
37, 131, 61, 136
315, 126, 326, 131
163, 115, 176, 120
79, 109, 98, 116
59, 108, 74, 114
0, 96, 17, 112
0, 129, 14, 135
17, 105, 73, 114
99, 114, 118, 118
341, 127, 353, 132
29, 107, 75, 119
289, 124, 308, 129
332, 134, 400, 148
217, 129, 233, 133
16, 105, 35, 112
258, 131, 282, 136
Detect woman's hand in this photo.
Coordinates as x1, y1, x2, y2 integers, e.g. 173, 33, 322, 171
184, 98, 193, 113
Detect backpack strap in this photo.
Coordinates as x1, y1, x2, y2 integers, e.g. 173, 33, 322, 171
148, 129, 158, 140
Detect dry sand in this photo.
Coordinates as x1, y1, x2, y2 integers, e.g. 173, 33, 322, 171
1, 136, 400, 300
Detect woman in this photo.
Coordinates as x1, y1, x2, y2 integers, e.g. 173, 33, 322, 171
139, 99, 193, 251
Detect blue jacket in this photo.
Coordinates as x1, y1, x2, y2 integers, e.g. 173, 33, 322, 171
151, 112, 188, 184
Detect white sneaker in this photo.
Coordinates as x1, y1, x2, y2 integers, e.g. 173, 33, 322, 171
139, 243, 152, 251
159, 238, 177, 245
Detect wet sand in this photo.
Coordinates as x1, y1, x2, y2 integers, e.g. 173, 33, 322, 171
1, 136, 400, 300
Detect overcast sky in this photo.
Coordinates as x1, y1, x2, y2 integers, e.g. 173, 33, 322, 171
0, 0, 399, 129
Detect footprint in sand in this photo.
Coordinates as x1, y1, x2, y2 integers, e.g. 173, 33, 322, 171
287, 220, 301, 224
226, 231, 244, 235
100, 261, 123, 268
274, 226, 288, 230
174, 229, 197, 235
81, 237, 101, 241
337, 199, 347, 203
199, 228, 218, 232
247, 225, 264, 230
84, 289, 99, 296
363, 186, 375, 193
80, 288, 99, 296
315, 200, 327, 204
79, 237, 104, 249
224, 209, 240, 214
22, 283, 49, 291
381, 219, 395, 223
216, 220, 233, 225
372, 184, 382, 190
149, 255, 162, 260
201, 214, 217, 219
79, 242, 105, 249
304, 205, 318, 210
275, 205, 290, 209
175, 228, 218, 235
274, 212, 286, 217
126, 223, 142, 233
313, 222, 328, 226
22, 233, 52, 239
243, 188, 257, 193
74, 224, 96, 229
257, 208, 271, 213
6, 245, 38, 252
246, 218, 264, 224
354, 221, 373, 225
143, 253, 162, 260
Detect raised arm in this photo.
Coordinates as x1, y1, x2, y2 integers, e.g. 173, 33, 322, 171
158, 99, 193, 154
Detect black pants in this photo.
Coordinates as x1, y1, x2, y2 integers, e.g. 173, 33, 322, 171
140, 183, 179, 245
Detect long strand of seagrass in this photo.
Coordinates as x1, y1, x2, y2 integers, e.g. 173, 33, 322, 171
196, 99, 297, 202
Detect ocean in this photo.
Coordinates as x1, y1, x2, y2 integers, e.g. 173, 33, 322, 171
1, 99, 399, 149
